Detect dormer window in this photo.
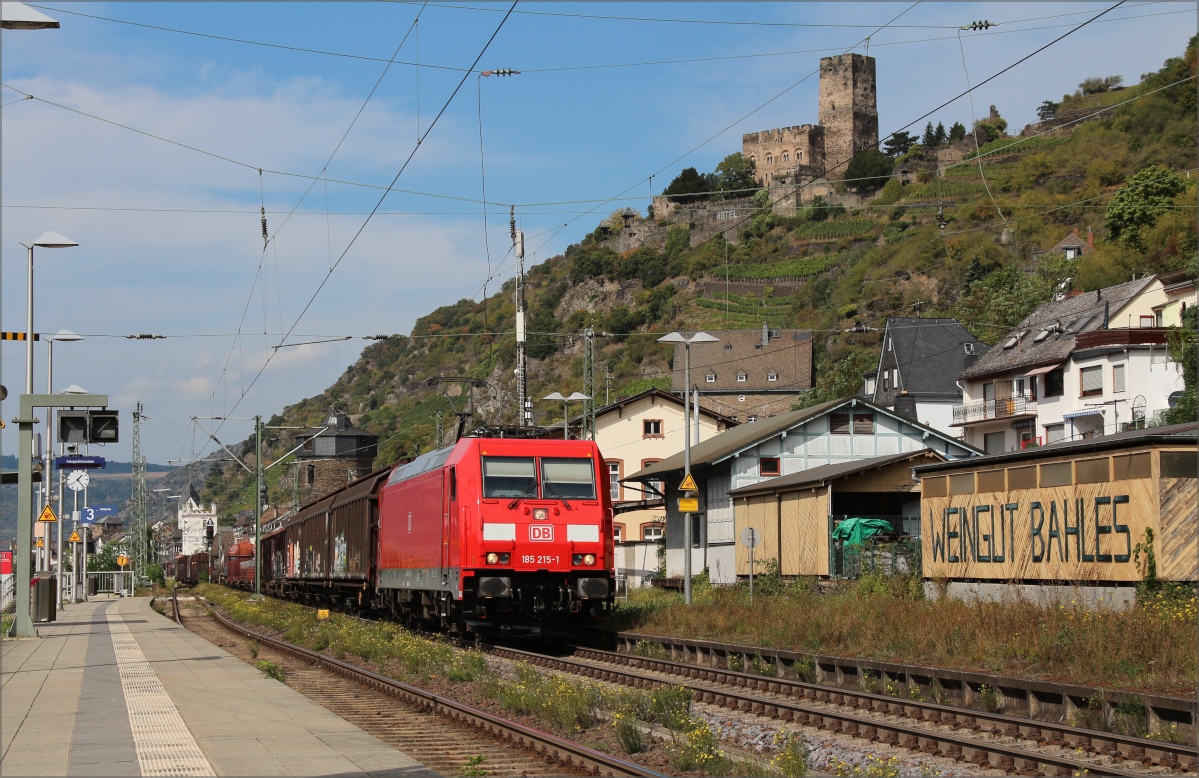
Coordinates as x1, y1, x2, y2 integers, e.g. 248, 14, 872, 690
736, 371, 747, 382
767, 371, 778, 382
724, 343, 733, 350
706, 372, 716, 383
964, 343, 976, 355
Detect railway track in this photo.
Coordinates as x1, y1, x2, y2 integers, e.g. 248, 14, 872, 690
487, 643, 1195, 777
172, 590, 668, 778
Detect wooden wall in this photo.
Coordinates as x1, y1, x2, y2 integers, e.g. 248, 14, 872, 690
921, 447, 1197, 582
735, 488, 830, 577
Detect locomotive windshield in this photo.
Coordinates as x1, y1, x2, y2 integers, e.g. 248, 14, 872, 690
541, 458, 597, 500
482, 456, 537, 498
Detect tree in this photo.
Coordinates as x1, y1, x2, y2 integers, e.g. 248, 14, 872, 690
933, 122, 947, 146
1079, 75, 1124, 95
882, 131, 915, 157
661, 167, 711, 204
845, 149, 893, 190
921, 122, 937, 147
1104, 165, 1189, 249
948, 121, 966, 141
1162, 306, 1197, 425
712, 152, 759, 198
1036, 100, 1060, 121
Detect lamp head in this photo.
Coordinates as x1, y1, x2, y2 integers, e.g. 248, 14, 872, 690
48, 329, 83, 343
60, 384, 88, 395
689, 332, 720, 344
657, 332, 686, 344
566, 392, 591, 401
1, 2, 60, 29
543, 392, 566, 401
24, 231, 78, 249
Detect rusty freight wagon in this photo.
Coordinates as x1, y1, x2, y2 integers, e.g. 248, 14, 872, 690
913, 422, 1197, 596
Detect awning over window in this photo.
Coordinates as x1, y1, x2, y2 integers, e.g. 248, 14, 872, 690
1062, 409, 1104, 419
1024, 362, 1064, 378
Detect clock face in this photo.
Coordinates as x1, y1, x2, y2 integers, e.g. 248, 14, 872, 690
66, 469, 90, 491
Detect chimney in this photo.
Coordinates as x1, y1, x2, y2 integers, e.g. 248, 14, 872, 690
893, 391, 918, 422
1087, 227, 1094, 247
761, 322, 769, 347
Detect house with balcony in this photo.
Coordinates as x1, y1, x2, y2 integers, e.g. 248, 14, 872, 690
859, 317, 991, 437
954, 275, 1194, 453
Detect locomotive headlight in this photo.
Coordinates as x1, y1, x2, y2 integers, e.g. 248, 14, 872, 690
486, 552, 500, 565
533, 508, 548, 521
583, 554, 596, 566
499, 552, 511, 564
573, 553, 597, 566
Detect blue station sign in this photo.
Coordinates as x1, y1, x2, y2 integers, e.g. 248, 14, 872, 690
79, 505, 118, 524
55, 456, 106, 469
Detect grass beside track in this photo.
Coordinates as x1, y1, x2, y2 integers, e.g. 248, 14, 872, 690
608, 575, 1197, 696
189, 584, 792, 776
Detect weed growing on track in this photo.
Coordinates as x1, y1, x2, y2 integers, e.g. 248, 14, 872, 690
773, 731, 810, 778
610, 577, 1197, 693
257, 660, 287, 682
829, 754, 902, 778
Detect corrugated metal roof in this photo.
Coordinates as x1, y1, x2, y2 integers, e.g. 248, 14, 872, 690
913, 421, 1198, 473
728, 449, 946, 497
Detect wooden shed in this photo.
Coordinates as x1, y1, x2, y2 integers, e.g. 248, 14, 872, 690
730, 449, 946, 578
913, 422, 1197, 583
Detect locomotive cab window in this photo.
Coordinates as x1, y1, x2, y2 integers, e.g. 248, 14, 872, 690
482, 456, 537, 498
541, 458, 597, 500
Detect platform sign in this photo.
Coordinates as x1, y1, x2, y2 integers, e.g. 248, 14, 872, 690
679, 473, 698, 492
79, 505, 118, 524
55, 456, 105, 469
0, 550, 12, 575
37, 505, 58, 523
678, 497, 699, 513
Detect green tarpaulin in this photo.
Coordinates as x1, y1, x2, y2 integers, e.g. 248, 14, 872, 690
831, 518, 894, 547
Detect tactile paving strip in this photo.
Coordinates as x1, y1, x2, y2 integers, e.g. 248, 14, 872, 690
107, 609, 216, 777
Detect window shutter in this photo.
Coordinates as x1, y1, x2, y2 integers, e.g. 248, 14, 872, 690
1113, 364, 1126, 393
1081, 366, 1102, 393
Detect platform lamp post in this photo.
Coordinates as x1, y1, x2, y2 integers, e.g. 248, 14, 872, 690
46, 330, 83, 604
656, 331, 718, 605
543, 392, 590, 439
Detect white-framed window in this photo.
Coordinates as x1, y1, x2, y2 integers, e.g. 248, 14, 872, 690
1113, 363, 1126, 393
643, 419, 663, 438
643, 525, 664, 541
736, 371, 747, 382
606, 460, 622, 501
706, 372, 716, 383
613, 525, 623, 543
643, 460, 662, 502
767, 371, 778, 382
1080, 365, 1103, 397
1139, 315, 1155, 328
748, 414, 758, 422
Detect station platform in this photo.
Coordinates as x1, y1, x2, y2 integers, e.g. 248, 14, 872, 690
2, 597, 439, 777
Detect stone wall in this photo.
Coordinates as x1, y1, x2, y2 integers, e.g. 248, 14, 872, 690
818, 53, 878, 175
742, 125, 825, 184
292, 457, 376, 506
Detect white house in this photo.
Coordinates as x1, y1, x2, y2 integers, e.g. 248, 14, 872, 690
626, 397, 979, 584
955, 275, 1195, 453
177, 486, 217, 555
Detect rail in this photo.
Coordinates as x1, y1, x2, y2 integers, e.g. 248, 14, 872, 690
195, 599, 668, 778
491, 644, 1192, 776
952, 394, 1035, 425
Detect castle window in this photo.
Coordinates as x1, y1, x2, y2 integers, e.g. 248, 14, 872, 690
796, 150, 803, 160
782, 152, 789, 162
306, 465, 316, 485
766, 154, 773, 164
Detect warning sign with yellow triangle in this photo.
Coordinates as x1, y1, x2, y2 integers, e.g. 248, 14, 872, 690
679, 473, 698, 492
35, 537, 44, 548
69, 530, 82, 543
37, 504, 59, 523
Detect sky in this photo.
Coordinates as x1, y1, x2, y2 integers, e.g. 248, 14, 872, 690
2, 1, 1194, 466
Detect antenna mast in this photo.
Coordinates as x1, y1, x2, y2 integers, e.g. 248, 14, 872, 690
511, 206, 530, 426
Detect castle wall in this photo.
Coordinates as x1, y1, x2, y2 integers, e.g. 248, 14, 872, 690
741, 125, 826, 184
818, 53, 878, 176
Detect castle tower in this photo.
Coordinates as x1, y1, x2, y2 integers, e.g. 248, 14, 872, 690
291, 406, 379, 505
818, 53, 878, 176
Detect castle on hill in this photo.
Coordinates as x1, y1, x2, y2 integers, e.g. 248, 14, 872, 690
742, 53, 879, 186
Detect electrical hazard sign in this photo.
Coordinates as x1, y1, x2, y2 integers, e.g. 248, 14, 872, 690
679, 473, 698, 492
37, 504, 59, 523
35, 537, 44, 548
69, 530, 82, 543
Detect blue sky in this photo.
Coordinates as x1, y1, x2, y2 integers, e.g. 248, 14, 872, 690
2, 2, 1194, 464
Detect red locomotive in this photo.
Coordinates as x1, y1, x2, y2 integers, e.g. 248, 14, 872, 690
219, 540, 256, 588
260, 429, 615, 634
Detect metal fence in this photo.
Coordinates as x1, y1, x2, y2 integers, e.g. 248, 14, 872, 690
85, 571, 132, 597
952, 394, 1035, 425
1, 574, 13, 612
829, 515, 922, 580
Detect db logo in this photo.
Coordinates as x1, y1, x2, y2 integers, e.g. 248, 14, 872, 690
529, 524, 554, 542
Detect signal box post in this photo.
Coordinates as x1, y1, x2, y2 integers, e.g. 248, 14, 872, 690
9, 393, 109, 638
